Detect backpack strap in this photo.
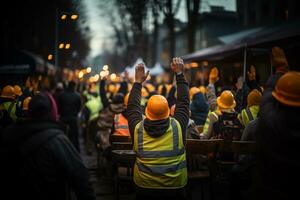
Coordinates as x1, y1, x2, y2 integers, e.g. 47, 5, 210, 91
245, 107, 254, 121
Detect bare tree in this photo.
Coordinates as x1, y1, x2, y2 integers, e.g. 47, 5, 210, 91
162, 0, 182, 61
186, 0, 201, 53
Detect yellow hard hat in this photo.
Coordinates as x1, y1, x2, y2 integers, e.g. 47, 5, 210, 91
124, 93, 129, 106
198, 86, 207, 94
14, 85, 23, 96
272, 71, 300, 107
145, 83, 155, 93
145, 95, 170, 120
217, 90, 236, 109
22, 96, 32, 111
107, 84, 116, 93
189, 87, 200, 100
1, 85, 15, 99
247, 89, 262, 107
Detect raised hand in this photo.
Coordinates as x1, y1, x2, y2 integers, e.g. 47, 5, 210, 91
171, 57, 184, 74
135, 63, 150, 84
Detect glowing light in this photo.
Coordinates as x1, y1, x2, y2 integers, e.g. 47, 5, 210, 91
103, 65, 108, 71
61, 14, 67, 20
110, 73, 116, 80
86, 67, 91, 73
190, 62, 199, 68
59, 43, 65, 49
47, 54, 53, 61
94, 74, 99, 82
71, 14, 78, 20
78, 71, 83, 79
65, 43, 71, 49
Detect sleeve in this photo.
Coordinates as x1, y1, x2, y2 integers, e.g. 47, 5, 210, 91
167, 85, 176, 108
47, 134, 96, 200
206, 83, 217, 110
99, 80, 109, 108
127, 83, 143, 140
173, 73, 190, 144
118, 81, 128, 95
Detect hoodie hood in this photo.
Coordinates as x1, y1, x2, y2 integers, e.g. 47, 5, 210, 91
110, 103, 125, 114
143, 118, 170, 137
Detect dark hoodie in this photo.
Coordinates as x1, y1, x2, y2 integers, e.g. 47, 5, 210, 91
127, 73, 189, 143
190, 92, 209, 126
0, 120, 95, 200
251, 91, 300, 200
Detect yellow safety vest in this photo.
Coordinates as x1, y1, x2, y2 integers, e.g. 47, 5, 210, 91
0, 101, 17, 121
133, 117, 187, 189
203, 111, 219, 133
239, 105, 259, 127
85, 95, 102, 121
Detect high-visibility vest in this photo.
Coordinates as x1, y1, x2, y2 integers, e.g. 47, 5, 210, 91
239, 105, 259, 127
0, 101, 17, 121
113, 114, 130, 136
133, 117, 187, 189
203, 111, 219, 133
85, 95, 102, 121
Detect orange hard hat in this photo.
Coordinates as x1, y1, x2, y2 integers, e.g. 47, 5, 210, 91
217, 90, 236, 109
22, 97, 32, 111
198, 86, 207, 94
145, 95, 170, 120
107, 84, 116, 93
124, 93, 129, 106
1, 85, 15, 99
271, 46, 288, 69
189, 87, 200, 100
247, 89, 262, 107
14, 85, 23, 96
272, 71, 300, 107
170, 104, 176, 116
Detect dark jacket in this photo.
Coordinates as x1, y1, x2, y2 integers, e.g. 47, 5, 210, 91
252, 92, 300, 200
190, 92, 209, 126
57, 89, 82, 119
0, 120, 95, 200
127, 73, 189, 144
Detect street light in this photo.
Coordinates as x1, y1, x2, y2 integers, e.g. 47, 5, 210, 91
47, 54, 53, 61
59, 43, 65, 49
71, 14, 78, 20
61, 14, 67, 20
65, 43, 71, 49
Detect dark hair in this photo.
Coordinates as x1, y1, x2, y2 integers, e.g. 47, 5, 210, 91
112, 93, 124, 104
68, 81, 76, 90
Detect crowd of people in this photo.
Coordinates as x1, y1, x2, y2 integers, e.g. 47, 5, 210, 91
0, 46, 299, 200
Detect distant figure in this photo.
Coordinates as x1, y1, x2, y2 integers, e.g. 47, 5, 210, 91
0, 85, 17, 129
0, 93, 95, 200
57, 81, 82, 151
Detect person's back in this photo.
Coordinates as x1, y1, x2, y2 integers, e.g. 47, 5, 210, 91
128, 59, 189, 200
0, 93, 95, 200
57, 82, 81, 119
253, 71, 300, 200
190, 91, 209, 126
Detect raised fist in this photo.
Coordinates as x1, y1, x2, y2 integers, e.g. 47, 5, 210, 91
135, 63, 150, 84
171, 57, 184, 74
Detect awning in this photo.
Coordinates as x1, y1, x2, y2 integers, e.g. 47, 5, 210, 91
182, 21, 300, 62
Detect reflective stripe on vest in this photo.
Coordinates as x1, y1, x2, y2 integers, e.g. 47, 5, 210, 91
137, 119, 184, 158
240, 105, 259, 127
133, 117, 187, 189
2, 102, 17, 121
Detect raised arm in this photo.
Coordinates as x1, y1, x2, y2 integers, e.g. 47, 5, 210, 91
172, 58, 190, 144
127, 63, 150, 140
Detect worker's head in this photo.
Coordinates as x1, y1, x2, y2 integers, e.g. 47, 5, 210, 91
67, 81, 76, 91
112, 93, 124, 105
14, 85, 23, 97
1, 85, 15, 100
124, 93, 129, 107
271, 46, 288, 72
29, 94, 52, 120
272, 71, 300, 107
145, 95, 170, 120
189, 87, 200, 100
217, 90, 236, 110
247, 89, 262, 107
22, 96, 32, 111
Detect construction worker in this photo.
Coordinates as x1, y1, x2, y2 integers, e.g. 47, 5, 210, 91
238, 89, 262, 127
189, 87, 209, 126
14, 85, 24, 117
202, 90, 242, 140
0, 85, 17, 128
127, 58, 189, 199
112, 93, 130, 136
253, 71, 300, 200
